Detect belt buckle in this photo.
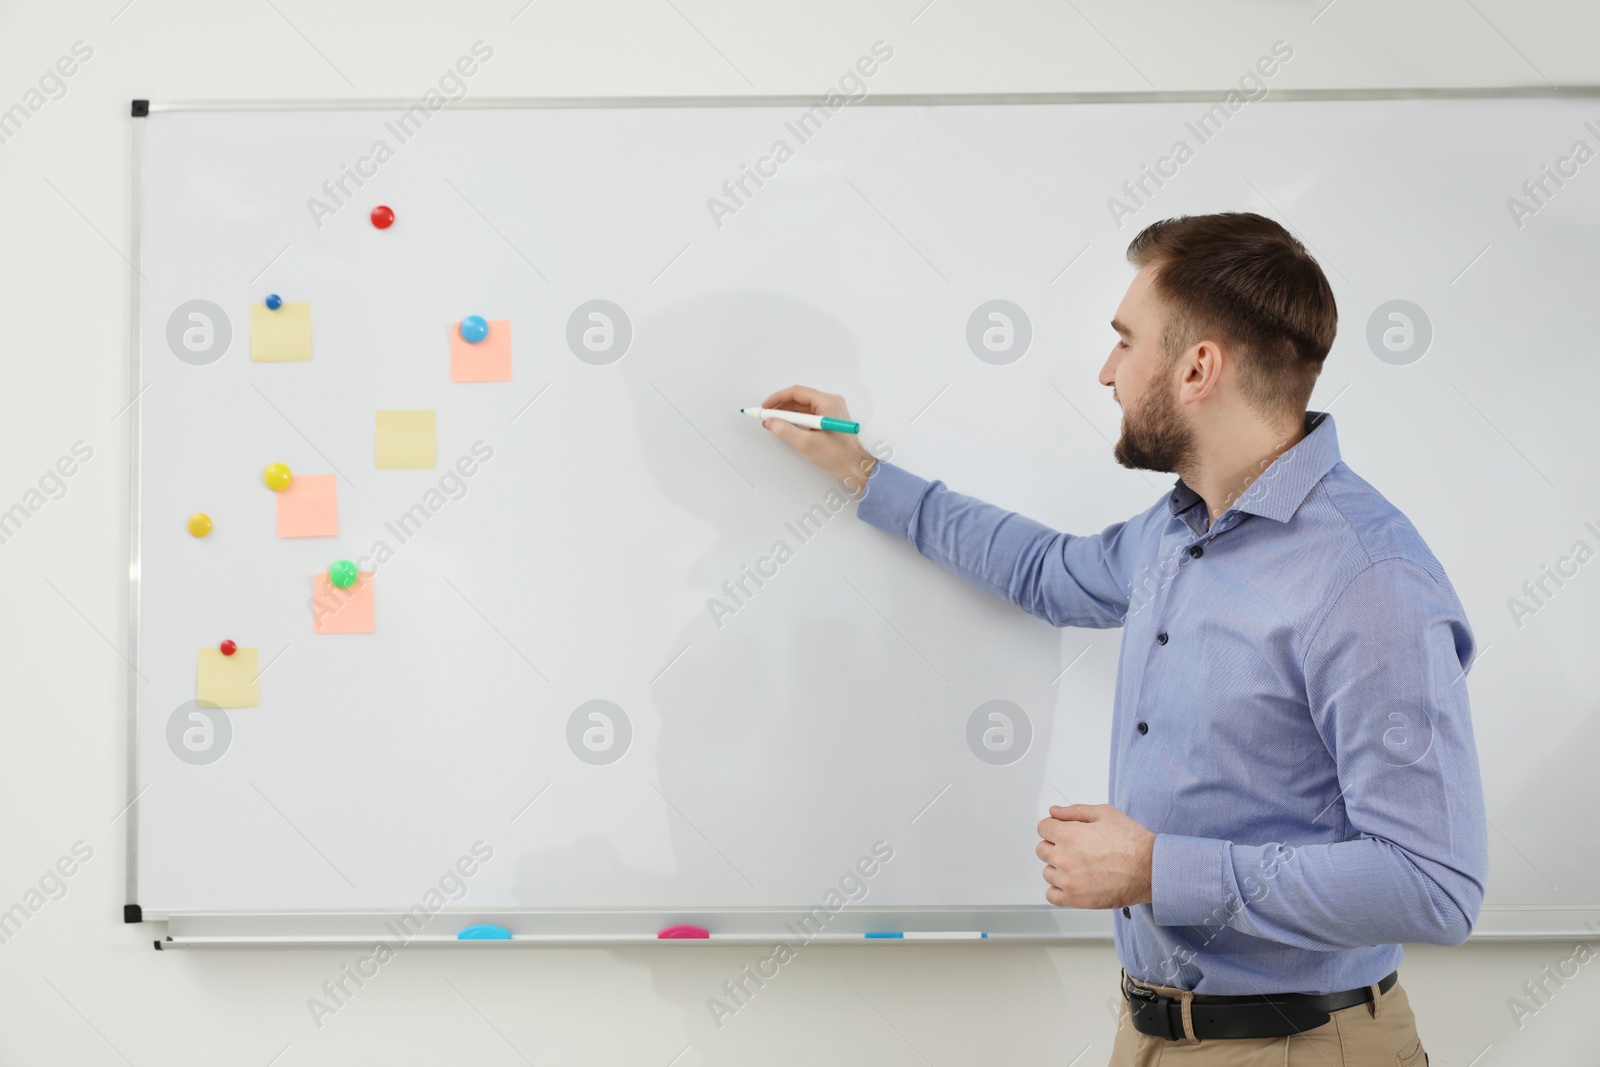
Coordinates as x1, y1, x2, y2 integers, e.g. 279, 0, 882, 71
1124, 979, 1179, 1041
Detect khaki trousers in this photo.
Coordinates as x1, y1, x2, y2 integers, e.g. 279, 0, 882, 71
1108, 971, 1428, 1067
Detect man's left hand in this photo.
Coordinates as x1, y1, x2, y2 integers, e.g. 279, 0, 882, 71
1036, 804, 1156, 909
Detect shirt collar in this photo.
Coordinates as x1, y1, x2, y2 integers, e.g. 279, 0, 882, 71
1166, 410, 1341, 526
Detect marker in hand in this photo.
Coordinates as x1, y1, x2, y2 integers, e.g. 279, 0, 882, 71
741, 406, 860, 434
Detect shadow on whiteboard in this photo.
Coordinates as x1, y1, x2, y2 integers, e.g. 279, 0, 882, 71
506, 291, 1069, 911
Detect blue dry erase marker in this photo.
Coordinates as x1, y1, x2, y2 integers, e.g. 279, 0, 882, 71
741, 406, 860, 434
865, 931, 988, 940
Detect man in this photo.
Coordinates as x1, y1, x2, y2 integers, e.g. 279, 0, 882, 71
759, 212, 1485, 1065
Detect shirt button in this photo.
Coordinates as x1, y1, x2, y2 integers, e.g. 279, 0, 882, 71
1188, 545, 1203, 558
1156, 632, 1168, 645
1137, 721, 1149, 735
1122, 907, 1132, 918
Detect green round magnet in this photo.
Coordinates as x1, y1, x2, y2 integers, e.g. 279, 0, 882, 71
328, 559, 359, 589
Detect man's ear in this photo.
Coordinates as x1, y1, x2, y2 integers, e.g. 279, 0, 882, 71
1181, 339, 1226, 403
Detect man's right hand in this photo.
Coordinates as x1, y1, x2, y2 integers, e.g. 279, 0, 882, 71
758, 385, 878, 488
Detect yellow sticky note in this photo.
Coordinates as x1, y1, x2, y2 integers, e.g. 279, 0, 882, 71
375, 410, 436, 469
251, 302, 313, 362
197, 647, 259, 708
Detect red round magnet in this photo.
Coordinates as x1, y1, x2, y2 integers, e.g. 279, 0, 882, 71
220, 639, 237, 656
370, 205, 395, 229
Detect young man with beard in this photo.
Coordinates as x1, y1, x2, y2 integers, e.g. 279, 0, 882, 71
758, 212, 1484, 1065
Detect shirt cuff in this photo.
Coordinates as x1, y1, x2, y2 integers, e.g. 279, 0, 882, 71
1151, 834, 1230, 927
856, 460, 929, 538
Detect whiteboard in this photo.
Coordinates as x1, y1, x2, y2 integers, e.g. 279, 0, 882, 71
129, 92, 1600, 943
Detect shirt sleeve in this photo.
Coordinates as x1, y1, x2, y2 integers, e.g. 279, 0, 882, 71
1149, 556, 1488, 949
856, 459, 1138, 629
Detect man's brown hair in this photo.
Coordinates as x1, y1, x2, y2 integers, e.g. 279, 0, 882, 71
1126, 212, 1336, 420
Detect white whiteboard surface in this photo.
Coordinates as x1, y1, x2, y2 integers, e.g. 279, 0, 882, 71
131, 93, 1600, 942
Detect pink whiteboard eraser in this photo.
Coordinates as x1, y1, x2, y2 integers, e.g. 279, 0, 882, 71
657, 924, 710, 939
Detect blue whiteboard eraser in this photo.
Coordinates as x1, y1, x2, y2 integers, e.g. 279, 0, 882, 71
457, 923, 512, 940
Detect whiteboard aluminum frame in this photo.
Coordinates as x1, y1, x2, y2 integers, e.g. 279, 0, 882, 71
144, 906, 1600, 948
128, 86, 1600, 946
139, 85, 1600, 112
125, 107, 146, 920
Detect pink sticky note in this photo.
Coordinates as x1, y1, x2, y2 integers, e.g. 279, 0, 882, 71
312, 570, 375, 634
450, 320, 512, 383
276, 474, 339, 538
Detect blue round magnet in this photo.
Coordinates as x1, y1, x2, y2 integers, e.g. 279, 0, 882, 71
265, 294, 282, 310
459, 315, 489, 344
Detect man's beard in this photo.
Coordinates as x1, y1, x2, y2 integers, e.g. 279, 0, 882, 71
1113, 377, 1195, 474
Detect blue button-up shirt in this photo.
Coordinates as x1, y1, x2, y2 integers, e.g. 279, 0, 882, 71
857, 410, 1487, 995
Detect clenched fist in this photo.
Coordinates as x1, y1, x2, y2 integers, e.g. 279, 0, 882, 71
1037, 804, 1156, 910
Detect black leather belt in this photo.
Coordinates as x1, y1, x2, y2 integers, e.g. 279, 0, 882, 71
1123, 970, 1398, 1041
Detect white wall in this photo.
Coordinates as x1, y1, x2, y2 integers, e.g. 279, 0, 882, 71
2, 0, 1597, 1062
